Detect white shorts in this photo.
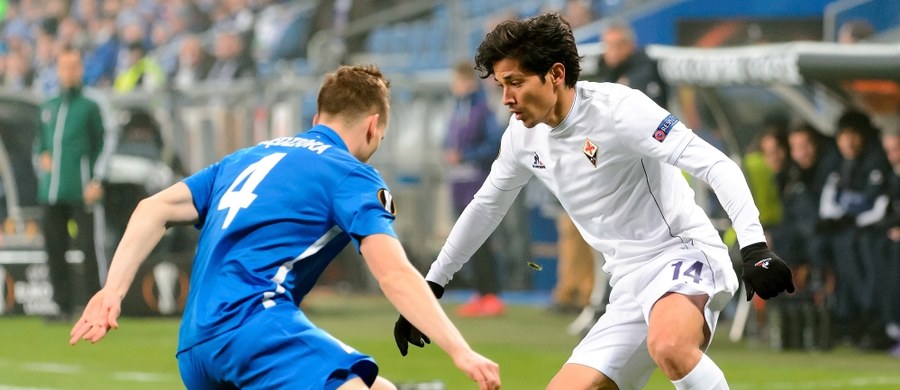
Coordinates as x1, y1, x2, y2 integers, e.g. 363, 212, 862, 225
566, 242, 738, 390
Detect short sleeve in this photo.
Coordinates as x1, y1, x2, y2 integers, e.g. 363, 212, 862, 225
332, 166, 397, 250
182, 162, 220, 229
612, 89, 694, 165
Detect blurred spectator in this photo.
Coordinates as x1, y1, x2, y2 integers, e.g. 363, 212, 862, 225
562, 0, 594, 29
36, 48, 109, 322
594, 19, 668, 108
57, 16, 90, 51
254, 2, 310, 68
880, 132, 900, 357
206, 29, 256, 81
3, 49, 34, 90
31, 17, 60, 97
838, 19, 875, 44
83, 17, 121, 87
782, 124, 838, 291
747, 128, 787, 235
819, 110, 892, 349
113, 41, 166, 92
170, 34, 213, 89
444, 60, 504, 317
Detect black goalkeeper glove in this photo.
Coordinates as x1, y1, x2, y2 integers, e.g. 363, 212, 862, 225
740, 242, 795, 301
393, 280, 444, 356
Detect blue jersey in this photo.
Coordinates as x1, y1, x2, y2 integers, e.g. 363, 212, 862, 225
178, 125, 397, 353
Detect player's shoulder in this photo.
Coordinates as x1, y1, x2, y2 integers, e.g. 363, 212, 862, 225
577, 81, 641, 104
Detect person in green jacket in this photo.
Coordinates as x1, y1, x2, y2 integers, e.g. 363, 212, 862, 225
36, 47, 108, 322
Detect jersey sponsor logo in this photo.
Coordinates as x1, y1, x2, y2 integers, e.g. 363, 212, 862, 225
377, 188, 396, 215
532, 153, 546, 169
652, 114, 679, 142
260, 137, 332, 154
582, 138, 598, 167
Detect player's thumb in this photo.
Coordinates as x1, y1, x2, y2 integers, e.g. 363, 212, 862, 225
107, 307, 121, 329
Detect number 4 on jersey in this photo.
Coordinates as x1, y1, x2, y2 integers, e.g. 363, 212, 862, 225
218, 153, 287, 229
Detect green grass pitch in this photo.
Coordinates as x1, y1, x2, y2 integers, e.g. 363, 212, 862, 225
2, 293, 899, 389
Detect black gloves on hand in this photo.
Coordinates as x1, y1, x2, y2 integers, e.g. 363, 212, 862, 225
740, 242, 795, 301
393, 280, 445, 356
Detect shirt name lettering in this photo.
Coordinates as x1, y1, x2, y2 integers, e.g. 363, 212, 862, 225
260, 137, 332, 154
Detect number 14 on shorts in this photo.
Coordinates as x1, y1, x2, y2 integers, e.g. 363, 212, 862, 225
671, 260, 704, 283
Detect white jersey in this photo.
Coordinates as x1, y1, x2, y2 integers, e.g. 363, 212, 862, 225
427, 81, 766, 286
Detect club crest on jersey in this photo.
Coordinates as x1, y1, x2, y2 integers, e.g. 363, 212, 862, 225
652, 114, 679, 143
532, 153, 546, 169
377, 189, 396, 215
582, 138, 598, 167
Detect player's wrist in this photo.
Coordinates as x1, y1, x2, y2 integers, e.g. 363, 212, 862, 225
426, 281, 445, 299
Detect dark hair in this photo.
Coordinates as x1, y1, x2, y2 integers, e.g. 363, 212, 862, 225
474, 12, 582, 87
317, 65, 391, 127
837, 110, 877, 140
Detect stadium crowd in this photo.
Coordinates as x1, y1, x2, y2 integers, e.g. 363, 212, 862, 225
0, 0, 318, 98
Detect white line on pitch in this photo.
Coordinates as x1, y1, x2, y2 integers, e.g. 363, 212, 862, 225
111, 371, 174, 382
0, 385, 58, 390
17, 363, 82, 375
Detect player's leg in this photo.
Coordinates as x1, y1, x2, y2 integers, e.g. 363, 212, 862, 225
639, 244, 735, 389
335, 376, 396, 390
549, 281, 657, 390
547, 363, 617, 389
222, 304, 380, 389
646, 293, 716, 380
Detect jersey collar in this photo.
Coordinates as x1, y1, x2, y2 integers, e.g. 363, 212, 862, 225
304, 124, 349, 151
549, 83, 581, 135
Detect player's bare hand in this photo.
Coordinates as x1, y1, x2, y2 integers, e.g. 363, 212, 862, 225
69, 289, 122, 345
452, 350, 501, 390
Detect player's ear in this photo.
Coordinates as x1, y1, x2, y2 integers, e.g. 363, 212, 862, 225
366, 114, 379, 142
550, 63, 565, 85
312, 114, 320, 125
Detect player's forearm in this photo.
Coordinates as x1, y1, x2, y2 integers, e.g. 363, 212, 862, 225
361, 235, 472, 357
103, 198, 170, 298
381, 267, 472, 356
705, 159, 766, 247
677, 139, 766, 248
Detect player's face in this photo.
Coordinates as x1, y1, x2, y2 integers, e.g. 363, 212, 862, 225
493, 58, 559, 128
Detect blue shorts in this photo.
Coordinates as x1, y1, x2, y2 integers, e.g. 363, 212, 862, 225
176, 303, 378, 389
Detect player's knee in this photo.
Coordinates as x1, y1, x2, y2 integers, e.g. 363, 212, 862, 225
647, 335, 690, 372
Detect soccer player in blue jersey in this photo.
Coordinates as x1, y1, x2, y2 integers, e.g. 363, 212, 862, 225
69, 65, 501, 390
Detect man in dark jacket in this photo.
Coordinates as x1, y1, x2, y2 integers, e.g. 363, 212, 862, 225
36, 48, 108, 321
594, 19, 669, 108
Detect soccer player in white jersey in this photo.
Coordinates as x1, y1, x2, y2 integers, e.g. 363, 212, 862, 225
394, 13, 794, 390
69, 65, 501, 390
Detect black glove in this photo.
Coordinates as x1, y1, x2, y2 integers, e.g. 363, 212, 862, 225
393, 280, 444, 356
740, 242, 795, 301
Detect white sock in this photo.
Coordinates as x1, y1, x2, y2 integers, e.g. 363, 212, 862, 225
671, 354, 729, 390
